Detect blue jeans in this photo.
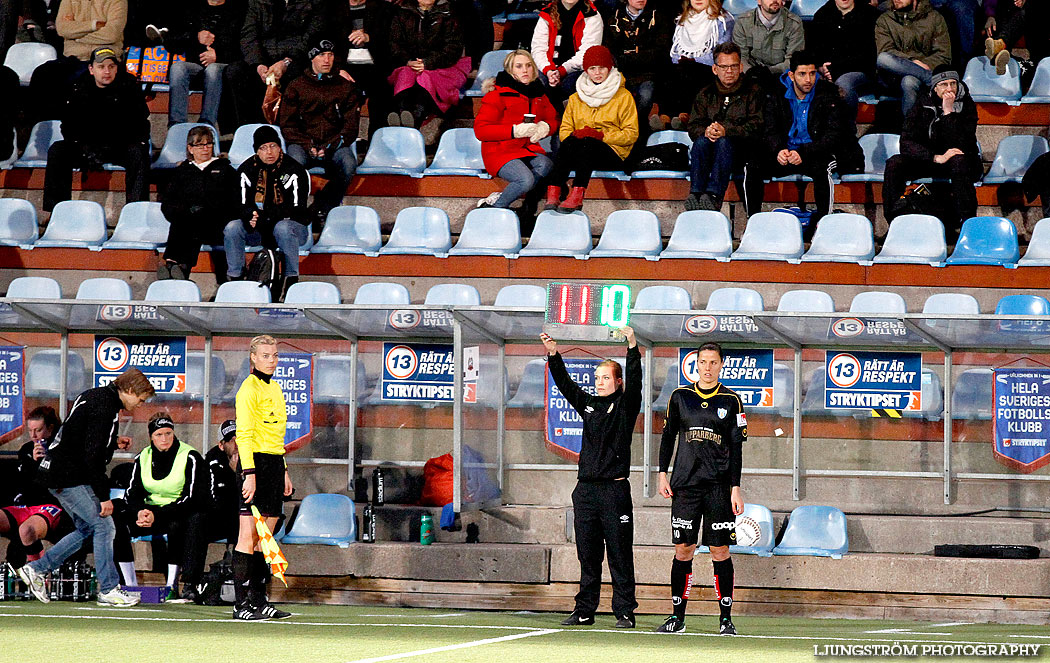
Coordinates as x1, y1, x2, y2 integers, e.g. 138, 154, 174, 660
496, 155, 552, 207
28, 485, 120, 593
285, 143, 357, 216
224, 219, 308, 278
689, 136, 737, 198
834, 71, 871, 114
626, 79, 656, 127
876, 52, 932, 116
929, 0, 979, 59
168, 59, 226, 127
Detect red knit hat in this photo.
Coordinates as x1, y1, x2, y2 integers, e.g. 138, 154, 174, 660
582, 45, 614, 71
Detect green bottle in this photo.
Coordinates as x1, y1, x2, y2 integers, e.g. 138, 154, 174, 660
420, 514, 435, 545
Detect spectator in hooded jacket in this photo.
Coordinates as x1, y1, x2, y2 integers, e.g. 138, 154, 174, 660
657, 0, 732, 131
531, 0, 604, 104
604, 0, 672, 132
731, 0, 804, 87
984, 0, 1047, 77
333, 0, 395, 137
876, 0, 952, 117
808, 0, 878, 112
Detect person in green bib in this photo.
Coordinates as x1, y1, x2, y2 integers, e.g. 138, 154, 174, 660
115, 413, 208, 603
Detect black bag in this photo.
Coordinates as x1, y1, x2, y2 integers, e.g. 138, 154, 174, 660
245, 248, 284, 293
891, 183, 941, 218
198, 554, 235, 605
628, 142, 690, 173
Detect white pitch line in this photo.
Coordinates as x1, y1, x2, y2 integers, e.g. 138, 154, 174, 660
930, 622, 972, 627
358, 613, 466, 618
344, 629, 559, 663
72, 606, 167, 613
865, 629, 953, 636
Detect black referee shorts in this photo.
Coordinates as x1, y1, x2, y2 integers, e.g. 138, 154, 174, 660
238, 452, 285, 518
670, 482, 735, 547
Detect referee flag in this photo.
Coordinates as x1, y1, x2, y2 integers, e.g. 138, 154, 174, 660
251, 506, 289, 586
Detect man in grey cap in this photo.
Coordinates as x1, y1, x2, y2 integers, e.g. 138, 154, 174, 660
206, 420, 242, 545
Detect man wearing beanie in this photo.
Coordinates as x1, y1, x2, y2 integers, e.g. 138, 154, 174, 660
206, 420, 242, 547
224, 124, 311, 301
279, 38, 362, 229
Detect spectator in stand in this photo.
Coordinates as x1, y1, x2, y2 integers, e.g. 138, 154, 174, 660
386, 0, 470, 142
42, 48, 150, 215
731, 0, 804, 88
929, 0, 978, 65
333, 0, 395, 138
21, 0, 64, 52
226, 125, 310, 301
883, 65, 980, 232
223, 0, 328, 129
984, 0, 1048, 77
0, 0, 17, 60
604, 0, 672, 133
683, 41, 763, 212
531, 0, 604, 105
0, 66, 16, 164
114, 413, 208, 604
166, 0, 246, 129
450, 0, 495, 70
658, 0, 732, 131
474, 50, 559, 218
876, 0, 951, 117
158, 126, 240, 281
546, 45, 638, 213
206, 420, 242, 545
279, 39, 361, 228
809, 0, 878, 112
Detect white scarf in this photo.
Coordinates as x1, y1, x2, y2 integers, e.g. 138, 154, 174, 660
575, 68, 623, 108
671, 11, 727, 63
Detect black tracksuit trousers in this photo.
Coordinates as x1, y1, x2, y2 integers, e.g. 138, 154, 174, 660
572, 479, 637, 617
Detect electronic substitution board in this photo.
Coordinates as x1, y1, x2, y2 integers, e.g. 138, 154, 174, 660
542, 282, 631, 341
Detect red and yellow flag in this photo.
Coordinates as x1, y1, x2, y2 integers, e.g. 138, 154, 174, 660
251, 506, 288, 586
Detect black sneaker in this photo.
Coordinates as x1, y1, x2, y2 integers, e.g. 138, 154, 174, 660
233, 601, 267, 620
684, 193, 703, 211
654, 615, 685, 633
257, 602, 292, 619
560, 610, 594, 626
719, 618, 737, 635
614, 614, 636, 629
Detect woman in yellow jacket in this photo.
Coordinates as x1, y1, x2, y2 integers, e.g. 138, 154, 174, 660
545, 45, 639, 214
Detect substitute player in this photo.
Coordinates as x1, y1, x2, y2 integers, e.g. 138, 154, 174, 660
655, 342, 746, 635
542, 326, 641, 629
232, 335, 294, 620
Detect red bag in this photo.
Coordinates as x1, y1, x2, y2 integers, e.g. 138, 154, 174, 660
420, 453, 454, 506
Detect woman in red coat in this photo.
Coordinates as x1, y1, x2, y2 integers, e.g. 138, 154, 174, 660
474, 50, 560, 212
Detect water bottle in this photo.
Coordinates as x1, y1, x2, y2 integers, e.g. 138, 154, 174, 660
88, 566, 98, 600
48, 568, 60, 601
371, 467, 385, 506
0, 564, 7, 601
420, 514, 435, 545
73, 562, 83, 601
361, 504, 375, 543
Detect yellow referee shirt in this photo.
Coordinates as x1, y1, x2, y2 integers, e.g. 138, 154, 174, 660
235, 371, 287, 470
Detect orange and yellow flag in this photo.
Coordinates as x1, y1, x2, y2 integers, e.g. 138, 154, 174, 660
251, 506, 288, 586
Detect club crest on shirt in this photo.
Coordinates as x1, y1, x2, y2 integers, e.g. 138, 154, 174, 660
717, 407, 728, 419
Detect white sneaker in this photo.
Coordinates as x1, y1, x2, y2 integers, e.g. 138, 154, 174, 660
477, 192, 500, 208
16, 564, 49, 603
97, 587, 141, 607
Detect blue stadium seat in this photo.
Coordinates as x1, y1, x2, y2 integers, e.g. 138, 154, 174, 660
952, 368, 993, 420
281, 493, 356, 547
464, 49, 514, 97
652, 364, 682, 412
313, 354, 370, 404
6, 276, 61, 299
424, 283, 481, 306
228, 123, 285, 168
0, 199, 39, 246
982, 135, 1048, 184
76, 277, 132, 301
723, 0, 757, 15
660, 210, 732, 260
772, 505, 848, 558
634, 285, 692, 310
14, 120, 61, 168
284, 281, 341, 304
215, 281, 271, 303
839, 133, 900, 183
378, 206, 452, 256
154, 352, 226, 402
25, 349, 88, 398
495, 284, 546, 308
801, 213, 875, 263
789, 0, 823, 19
354, 282, 411, 305
518, 210, 592, 257
849, 291, 906, 314
312, 206, 383, 255
4, 42, 57, 85
357, 127, 427, 176
35, 200, 106, 248
944, 216, 1020, 266
423, 128, 489, 177
923, 292, 979, 315
873, 214, 947, 265
631, 130, 691, 179
101, 202, 169, 250
507, 358, 548, 409
706, 287, 763, 311
963, 55, 1022, 103
1022, 58, 1050, 103
777, 289, 834, 312
731, 212, 803, 262
448, 207, 521, 256
588, 209, 662, 258
153, 123, 219, 169
696, 503, 776, 556
996, 294, 1050, 316
145, 280, 201, 302
1018, 218, 1050, 266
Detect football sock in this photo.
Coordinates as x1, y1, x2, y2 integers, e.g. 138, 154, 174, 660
671, 557, 693, 620
166, 564, 179, 588
232, 551, 252, 605
251, 551, 269, 599
713, 558, 734, 620
118, 561, 137, 586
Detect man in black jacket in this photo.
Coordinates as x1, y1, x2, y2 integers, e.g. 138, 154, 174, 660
541, 326, 641, 629
333, 0, 394, 137
17, 368, 155, 607
206, 420, 241, 544
225, 125, 311, 299
604, 0, 672, 133
42, 47, 151, 213
809, 0, 877, 112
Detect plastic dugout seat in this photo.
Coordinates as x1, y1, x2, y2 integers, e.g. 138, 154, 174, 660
312, 206, 382, 255
35, 200, 106, 248
789, 0, 823, 19
706, 287, 763, 311
144, 279, 201, 302
772, 363, 795, 418
464, 49, 513, 97
518, 210, 592, 257
873, 214, 947, 265
14, 120, 61, 168
723, 0, 757, 15
473, 356, 511, 407
495, 284, 546, 308
634, 285, 692, 310
4, 42, 57, 85
588, 209, 662, 259
772, 505, 848, 558
944, 216, 1020, 266
281, 493, 356, 546
777, 289, 835, 312
379, 206, 452, 256
424, 283, 481, 306
423, 128, 489, 177
963, 55, 1022, 103
983, 135, 1048, 184
631, 130, 692, 179
314, 354, 370, 404
153, 352, 226, 403
652, 364, 682, 412
357, 127, 427, 176
696, 503, 776, 556
284, 281, 341, 304
75, 277, 132, 301
6, 276, 61, 299
840, 133, 899, 183
849, 291, 906, 314
801, 213, 875, 263
801, 367, 853, 417
902, 367, 944, 421
153, 123, 219, 169
228, 123, 286, 168
660, 210, 732, 260
923, 293, 980, 316
0, 199, 39, 246
26, 349, 87, 398
1019, 218, 1050, 266
101, 202, 169, 250
448, 207, 521, 256
731, 211, 803, 262
1022, 58, 1050, 103
215, 281, 271, 304
507, 358, 548, 408
952, 368, 993, 420
354, 282, 411, 305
